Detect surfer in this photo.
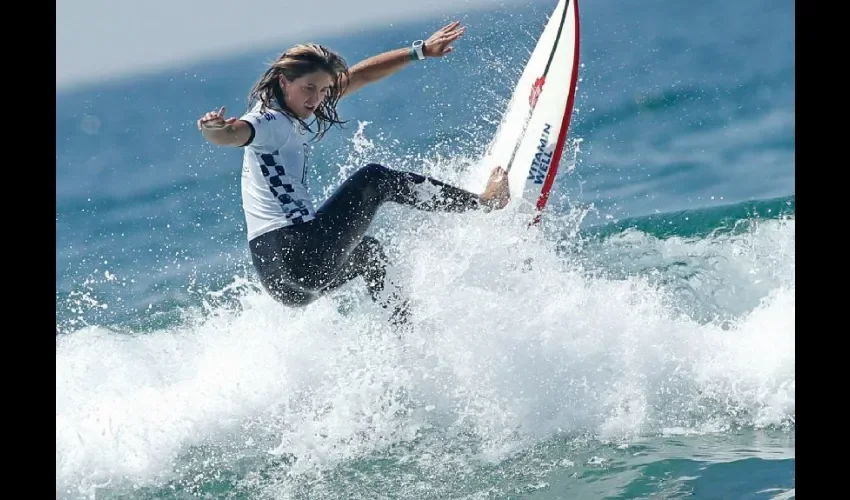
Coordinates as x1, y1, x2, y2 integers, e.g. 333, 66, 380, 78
197, 21, 510, 328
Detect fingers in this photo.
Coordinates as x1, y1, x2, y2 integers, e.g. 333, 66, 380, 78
197, 106, 229, 130
443, 24, 465, 40
425, 22, 465, 57
440, 20, 460, 33
434, 20, 464, 39
443, 26, 464, 43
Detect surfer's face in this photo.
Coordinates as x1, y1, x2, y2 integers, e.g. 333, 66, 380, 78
280, 71, 335, 119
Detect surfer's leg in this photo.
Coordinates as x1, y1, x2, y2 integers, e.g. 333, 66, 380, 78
318, 162, 484, 224
314, 163, 505, 254
302, 163, 486, 287
319, 235, 411, 326
248, 227, 320, 307
297, 162, 509, 293
320, 236, 388, 300
247, 163, 507, 315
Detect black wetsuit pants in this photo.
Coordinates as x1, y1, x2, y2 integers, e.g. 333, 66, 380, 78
248, 163, 484, 320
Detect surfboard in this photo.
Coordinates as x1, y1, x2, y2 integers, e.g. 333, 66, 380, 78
480, 0, 581, 225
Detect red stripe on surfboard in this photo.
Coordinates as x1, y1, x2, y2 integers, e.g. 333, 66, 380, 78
531, 0, 581, 226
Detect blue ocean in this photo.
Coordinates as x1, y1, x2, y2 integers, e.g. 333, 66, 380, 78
55, 0, 795, 498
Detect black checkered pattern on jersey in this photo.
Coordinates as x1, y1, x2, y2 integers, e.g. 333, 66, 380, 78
259, 151, 313, 224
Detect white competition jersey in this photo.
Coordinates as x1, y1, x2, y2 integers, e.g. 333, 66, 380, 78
238, 101, 316, 241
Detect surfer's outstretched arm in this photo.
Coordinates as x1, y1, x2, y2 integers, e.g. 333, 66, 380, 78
340, 21, 465, 97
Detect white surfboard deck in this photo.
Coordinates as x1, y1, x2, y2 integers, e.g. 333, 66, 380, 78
476, 0, 581, 225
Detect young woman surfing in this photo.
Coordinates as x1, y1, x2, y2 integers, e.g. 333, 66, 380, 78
197, 21, 510, 327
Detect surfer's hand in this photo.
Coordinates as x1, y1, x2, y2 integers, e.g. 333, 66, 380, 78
197, 106, 236, 130
423, 21, 465, 57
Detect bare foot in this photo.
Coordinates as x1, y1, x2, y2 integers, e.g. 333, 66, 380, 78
480, 166, 510, 210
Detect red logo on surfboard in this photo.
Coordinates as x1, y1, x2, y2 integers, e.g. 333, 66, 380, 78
529, 76, 545, 107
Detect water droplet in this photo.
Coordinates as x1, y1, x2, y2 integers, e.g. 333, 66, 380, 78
80, 115, 101, 135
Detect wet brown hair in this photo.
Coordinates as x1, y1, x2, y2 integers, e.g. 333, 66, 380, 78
247, 43, 350, 141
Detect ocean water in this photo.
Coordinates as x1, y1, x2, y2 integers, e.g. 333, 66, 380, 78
55, 0, 795, 498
